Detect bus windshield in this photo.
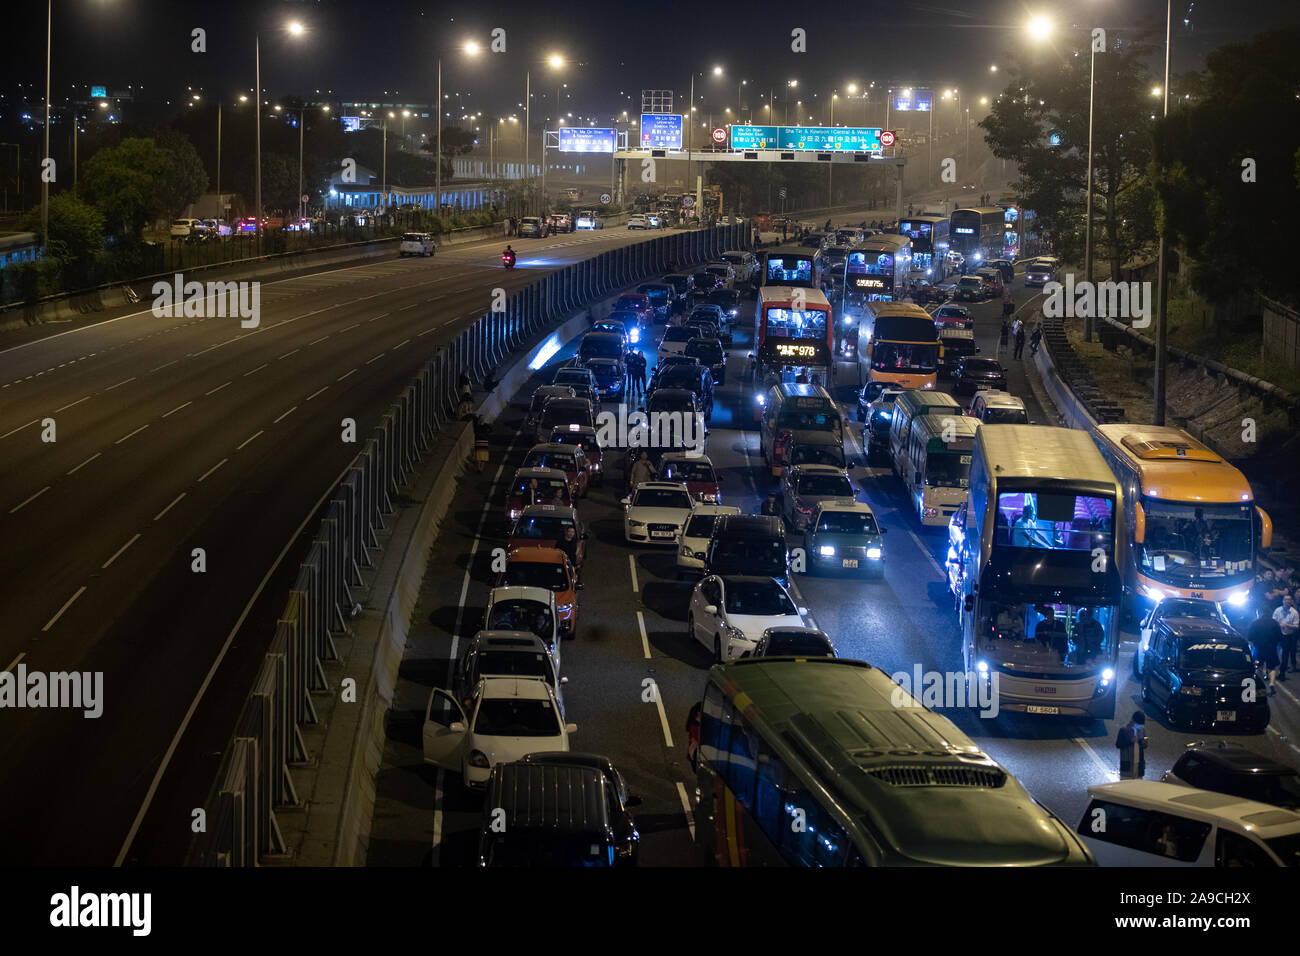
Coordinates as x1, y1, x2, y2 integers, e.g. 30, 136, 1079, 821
872, 342, 938, 372
1139, 499, 1254, 585
926, 451, 972, 488
766, 257, 813, 284
765, 308, 827, 338
995, 492, 1114, 553
979, 601, 1114, 669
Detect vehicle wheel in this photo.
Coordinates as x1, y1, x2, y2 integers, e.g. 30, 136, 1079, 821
713, 635, 723, 663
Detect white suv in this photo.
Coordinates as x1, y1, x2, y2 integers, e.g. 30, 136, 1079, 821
170, 218, 200, 238
399, 232, 436, 257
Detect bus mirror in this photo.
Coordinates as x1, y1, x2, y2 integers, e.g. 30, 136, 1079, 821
1258, 507, 1273, 550
963, 595, 975, 612
1133, 500, 1145, 544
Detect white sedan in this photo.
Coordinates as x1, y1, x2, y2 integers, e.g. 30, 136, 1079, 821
422, 676, 576, 789
623, 481, 694, 544
676, 504, 740, 579
688, 574, 809, 662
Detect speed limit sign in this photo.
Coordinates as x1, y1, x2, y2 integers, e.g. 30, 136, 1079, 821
880, 129, 896, 148
711, 127, 727, 145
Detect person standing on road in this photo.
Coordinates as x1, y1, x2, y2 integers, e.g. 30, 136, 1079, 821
998, 318, 1010, 356
1116, 711, 1148, 780
1030, 324, 1043, 356
1273, 594, 1298, 680
1013, 322, 1026, 359
782, 219, 789, 242
760, 493, 781, 517
1247, 605, 1280, 693
629, 451, 657, 490
558, 525, 582, 585
629, 350, 647, 400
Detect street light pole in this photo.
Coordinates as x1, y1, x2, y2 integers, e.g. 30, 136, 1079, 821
42, 0, 51, 248
1083, 42, 1097, 342
525, 70, 531, 210
254, 33, 262, 251
216, 101, 222, 196
1153, 0, 1172, 424
297, 106, 304, 222
436, 59, 442, 216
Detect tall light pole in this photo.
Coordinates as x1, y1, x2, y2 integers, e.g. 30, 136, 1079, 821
435, 40, 482, 218
255, 20, 305, 248
1153, 0, 1172, 425
41, 0, 51, 247
540, 54, 565, 216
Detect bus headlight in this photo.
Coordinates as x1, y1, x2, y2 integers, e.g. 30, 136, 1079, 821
1100, 667, 1114, 687
1228, 589, 1249, 607
976, 660, 990, 676
755, 394, 766, 406
1142, 584, 1167, 601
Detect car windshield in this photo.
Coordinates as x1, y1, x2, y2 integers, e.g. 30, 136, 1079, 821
1156, 600, 1225, 622
523, 451, 577, 472
765, 633, 833, 656
501, 561, 569, 591
685, 514, 721, 537
984, 407, 1028, 424
664, 327, 695, 343
926, 451, 972, 488
686, 341, 724, 363
473, 696, 561, 737
635, 489, 692, 509
472, 650, 550, 682
589, 363, 621, 383
512, 516, 575, 539
936, 307, 967, 318
791, 445, 843, 467
796, 474, 852, 496
817, 511, 878, 534
963, 359, 1002, 372
580, 338, 623, 361
662, 461, 715, 483
616, 296, 645, 310
777, 409, 839, 431
1178, 640, 1252, 671
712, 538, 785, 571
959, 278, 982, 288
510, 478, 569, 500
486, 600, 553, 638
872, 343, 939, 372
724, 581, 797, 616
658, 368, 702, 390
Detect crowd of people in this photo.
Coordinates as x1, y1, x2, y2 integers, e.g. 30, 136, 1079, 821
1246, 566, 1300, 694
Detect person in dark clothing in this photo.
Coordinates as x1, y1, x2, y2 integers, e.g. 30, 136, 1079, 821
824, 218, 832, 231
558, 525, 582, 583
1030, 325, 1043, 356
760, 493, 780, 517
628, 350, 647, 399
781, 219, 788, 241
998, 319, 1010, 355
1013, 324, 1027, 359
1116, 711, 1148, 779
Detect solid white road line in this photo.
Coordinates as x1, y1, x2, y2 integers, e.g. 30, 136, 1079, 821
42, 585, 86, 632
676, 781, 696, 840
653, 683, 675, 749
1073, 736, 1119, 781
101, 533, 141, 570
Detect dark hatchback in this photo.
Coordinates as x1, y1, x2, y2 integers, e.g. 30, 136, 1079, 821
705, 514, 789, 588
1165, 743, 1300, 810
1139, 618, 1270, 732
954, 356, 1007, 394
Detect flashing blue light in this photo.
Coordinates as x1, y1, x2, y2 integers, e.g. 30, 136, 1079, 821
529, 334, 562, 370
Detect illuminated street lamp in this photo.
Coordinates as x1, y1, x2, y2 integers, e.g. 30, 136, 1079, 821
436, 39, 482, 216
255, 20, 306, 246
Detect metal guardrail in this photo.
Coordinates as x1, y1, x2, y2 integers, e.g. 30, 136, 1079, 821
188, 222, 748, 865
1037, 310, 1127, 424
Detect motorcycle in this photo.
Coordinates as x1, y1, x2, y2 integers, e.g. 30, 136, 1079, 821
502, 250, 516, 270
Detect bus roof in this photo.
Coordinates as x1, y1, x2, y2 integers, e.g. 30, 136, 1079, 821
763, 245, 819, 258
769, 381, 834, 402
854, 234, 911, 254
863, 300, 930, 320
898, 215, 947, 225
912, 413, 979, 444
1093, 423, 1252, 504
713, 658, 1089, 865
976, 425, 1117, 488
952, 206, 1005, 218
759, 286, 831, 309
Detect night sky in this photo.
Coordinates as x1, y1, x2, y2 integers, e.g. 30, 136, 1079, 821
5, 0, 1298, 121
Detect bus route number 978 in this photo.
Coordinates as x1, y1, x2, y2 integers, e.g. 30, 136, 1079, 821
777, 343, 817, 358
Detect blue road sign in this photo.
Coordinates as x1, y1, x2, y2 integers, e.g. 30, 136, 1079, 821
729, 125, 884, 152
558, 127, 616, 152
640, 114, 683, 150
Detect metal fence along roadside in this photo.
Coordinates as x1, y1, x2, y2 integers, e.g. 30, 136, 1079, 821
186, 223, 747, 865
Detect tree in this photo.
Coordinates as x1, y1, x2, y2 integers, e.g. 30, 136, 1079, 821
151, 127, 209, 218
981, 31, 1159, 278
79, 137, 175, 239
21, 193, 104, 288
1150, 28, 1300, 306
438, 126, 477, 157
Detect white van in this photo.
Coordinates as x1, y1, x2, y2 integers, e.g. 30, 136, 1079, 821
1076, 780, 1300, 866
399, 232, 436, 257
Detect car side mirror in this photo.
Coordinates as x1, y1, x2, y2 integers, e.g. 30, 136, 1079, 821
560, 675, 569, 684
703, 604, 718, 616
449, 721, 466, 733
565, 723, 578, 735
620, 497, 630, 505
798, 607, 809, 617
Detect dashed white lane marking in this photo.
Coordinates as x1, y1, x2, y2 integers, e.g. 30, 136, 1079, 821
8, 486, 50, 514
278, 348, 300, 360
67, 452, 101, 475
243, 363, 268, 377
236, 430, 263, 450
364, 353, 385, 365
42, 586, 86, 632
628, 554, 640, 593
652, 681, 675, 749
337, 369, 356, 382
676, 782, 696, 840
0, 419, 39, 440
104, 377, 136, 391
304, 386, 329, 402
162, 401, 192, 418
101, 533, 141, 570
636, 610, 651, 661
153, 492, 186, 521
308, 335, 330, 346
204, 380, 231, 396
150, 360, 178, 373
197, 458, 228, 482
114, 423, 149, 445
2, 652, 25, 674
273, 406, 297, 424
53, 396, 90, 413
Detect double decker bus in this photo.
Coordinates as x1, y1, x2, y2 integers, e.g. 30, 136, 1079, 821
753, 285, 834, 386
1091, 424, 1271, 612
695, 657, 1095, 866
843, 235, 913, 314
949, 425, 1123, 718
949, 206, 1004, 273
897, 215, 951, 279
854, 301, 940, 390
760, 246, 822, 290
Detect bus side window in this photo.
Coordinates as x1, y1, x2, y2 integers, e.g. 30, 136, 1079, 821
753, 738, 789, 845
780, 778, 851, 867
725, 710, 760, 812
1216, 830, 1276, 868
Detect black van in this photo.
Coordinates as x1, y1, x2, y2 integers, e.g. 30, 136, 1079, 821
478, 755, 640, 867
938, 328, 978, 378
706, 514, 789, 587
1138, 618, 1269, 732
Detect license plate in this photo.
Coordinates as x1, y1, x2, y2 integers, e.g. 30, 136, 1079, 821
1216, 710, 1236, 722
651, 530, 674, 539
1026, 705, 1059, 715
841, 558, 859, 568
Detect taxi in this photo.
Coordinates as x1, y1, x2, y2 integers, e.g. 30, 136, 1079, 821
508, 504, 588, 570
548, 425, 605, 485
496, 546, 582, 638
521, 443, 590, 500
659, 452, 721, 504
505, 467, 573, 522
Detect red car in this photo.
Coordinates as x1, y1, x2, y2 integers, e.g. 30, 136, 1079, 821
521, 443, 590, 500
659, 452, 721, 505
508, 504, 588, 569
505, 467, 573, 522
548, 425, 604, 485
933, 304, 973, 329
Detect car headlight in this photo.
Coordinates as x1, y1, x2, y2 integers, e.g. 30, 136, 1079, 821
680, 544, 693, 557
819, 545, 836, 557
1179, 685, 1202, 696
867, 547, 882, 559
629, 519, 645, 528
508, 509, 521, 520
468, 750, 490, 768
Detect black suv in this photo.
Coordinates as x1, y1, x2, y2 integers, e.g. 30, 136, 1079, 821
954, 356, 1007, 394
705, 515, 789, 588
1139, 618, 1269, 732
1164, 743, 1300, 809
648, 364, 715, 419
